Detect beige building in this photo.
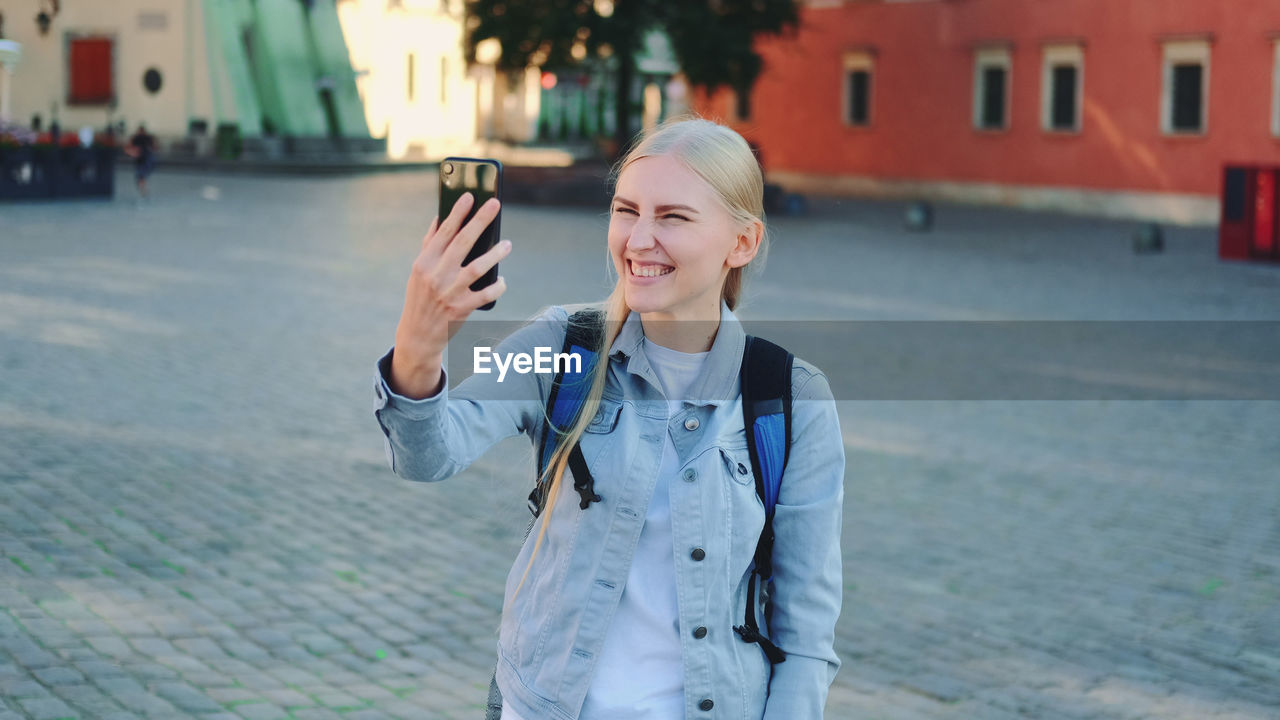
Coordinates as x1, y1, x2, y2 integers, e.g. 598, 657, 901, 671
336, 0, 541, 160
0, 1, 217, 137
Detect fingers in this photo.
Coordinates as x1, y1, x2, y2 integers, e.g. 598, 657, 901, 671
424, 192, 475, 256
452, 238, 512, 291
421, 216, 440, 249
466, 275, 507, 310
442, 197, 501, 267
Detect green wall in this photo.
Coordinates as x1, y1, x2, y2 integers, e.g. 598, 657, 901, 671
203, 0, 370, 139
306, 2, 371, 138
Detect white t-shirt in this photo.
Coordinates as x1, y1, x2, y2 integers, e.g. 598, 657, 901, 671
501, 339, 707, 720
579, 338, 708, 719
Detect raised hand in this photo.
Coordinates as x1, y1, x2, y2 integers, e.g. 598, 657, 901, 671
389, 192, 511, 399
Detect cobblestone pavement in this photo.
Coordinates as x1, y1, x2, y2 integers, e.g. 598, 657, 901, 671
2, 171, 1279, 720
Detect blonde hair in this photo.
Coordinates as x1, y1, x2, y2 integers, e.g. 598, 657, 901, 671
512, 117, 769, 600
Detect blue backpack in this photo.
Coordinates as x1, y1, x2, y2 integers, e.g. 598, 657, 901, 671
530, 309, 793, 665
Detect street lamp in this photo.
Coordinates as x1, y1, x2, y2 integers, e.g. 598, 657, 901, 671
36, 0, 60, 37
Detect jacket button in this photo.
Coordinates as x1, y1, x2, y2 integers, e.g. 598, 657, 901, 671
682, 468, 697, 483
693, 626, 707, 639
737, 462, 748, 475
699, 699, 714, 711
684, 417, 699, 431
690, 548, 705, 561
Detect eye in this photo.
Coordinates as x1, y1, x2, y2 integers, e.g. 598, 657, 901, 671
612, 205, 638, 215
663, 213, 690, 222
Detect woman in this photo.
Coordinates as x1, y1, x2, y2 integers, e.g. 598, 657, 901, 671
373, 118, 843, 719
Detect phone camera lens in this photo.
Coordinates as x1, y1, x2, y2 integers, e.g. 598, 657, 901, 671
443, 162, 454, 175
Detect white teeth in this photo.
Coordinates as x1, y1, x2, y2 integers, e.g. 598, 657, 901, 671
632, 262, 673, 278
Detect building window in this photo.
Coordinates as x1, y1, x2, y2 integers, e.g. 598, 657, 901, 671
67, 36, 114, 105
407, 53, 416, 102
1042, 44, 1083, 132
843, 51, 874, 127
973, 46, 1011, 130
1161, 39, 1210, 135
1272, 40, 1280, 138
440, 56, 448, 105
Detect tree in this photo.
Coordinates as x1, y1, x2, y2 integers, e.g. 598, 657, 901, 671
463, 0, 800, 157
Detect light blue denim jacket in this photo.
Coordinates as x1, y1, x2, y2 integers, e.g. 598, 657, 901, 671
372, 302, 844, 719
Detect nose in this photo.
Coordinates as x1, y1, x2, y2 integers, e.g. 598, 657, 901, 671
626, 216, 657, 252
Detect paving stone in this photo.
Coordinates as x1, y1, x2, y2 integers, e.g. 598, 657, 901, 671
72, 660, 128, 681
83, 637, 134, 660
53, 684, 122, 715
171, 637, 228, 659
4, 641, 60, 669
205, 687, 263, 705
151, 682, 224, 713
32, 665, 87, 687
230, 702, 289, 720
121, 662, 180, 681
231, 673, 286, 691
106, 689, 177, 717
342, 683, 400, 702
126, 638, 177, 658
258, 688, 314, 709
1, 678, 52, 699
16, 696, 79, 720
291, 711, 344, 720
343, 710, 395, 720
309, 689, 364, 709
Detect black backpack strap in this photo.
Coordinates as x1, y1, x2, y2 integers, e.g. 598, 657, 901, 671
529, 308, 605, 517
733, 335, 793, 665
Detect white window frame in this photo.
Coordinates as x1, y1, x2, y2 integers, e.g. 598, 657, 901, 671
1271, 39, 1280, 138
843, 51, 875, 127
1041, 43, 1083, 133
973, 46, 1012, 131
1161, 39, 1210, 135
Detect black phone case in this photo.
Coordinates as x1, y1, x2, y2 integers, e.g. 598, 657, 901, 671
439, 157, 503, 311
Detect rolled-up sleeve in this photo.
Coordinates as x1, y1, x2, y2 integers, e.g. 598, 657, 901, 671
372, 306, 569, 483
763, 366, 844, 719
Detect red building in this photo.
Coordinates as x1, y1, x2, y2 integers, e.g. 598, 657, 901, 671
694, 0, 1280, 224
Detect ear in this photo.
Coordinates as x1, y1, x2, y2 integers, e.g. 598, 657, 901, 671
726, 218, 764, 269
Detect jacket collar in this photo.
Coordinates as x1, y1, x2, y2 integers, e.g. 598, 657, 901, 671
608, 300, 745, 406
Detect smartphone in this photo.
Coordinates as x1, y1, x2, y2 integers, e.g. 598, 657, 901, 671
439, 157, 503, 310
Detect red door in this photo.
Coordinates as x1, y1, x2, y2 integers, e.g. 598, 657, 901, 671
68, 37, 113, 105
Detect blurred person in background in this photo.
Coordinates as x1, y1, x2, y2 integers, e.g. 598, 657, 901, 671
124, 123, 156, 200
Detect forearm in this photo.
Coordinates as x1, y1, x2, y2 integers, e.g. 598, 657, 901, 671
387, 346, 444, 400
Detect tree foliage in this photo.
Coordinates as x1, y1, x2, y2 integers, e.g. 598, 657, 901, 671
463, 0, 800, 150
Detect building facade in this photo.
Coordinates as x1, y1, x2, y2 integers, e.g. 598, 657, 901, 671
337, 0, 547, 160
695, 0, 1280, 224
0, 0, 374, 154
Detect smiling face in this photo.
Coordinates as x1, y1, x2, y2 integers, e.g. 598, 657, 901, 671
608, 154, 759, 323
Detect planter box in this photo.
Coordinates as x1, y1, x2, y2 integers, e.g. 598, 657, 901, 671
0, 146, 54, 199
0, 145, 114, 200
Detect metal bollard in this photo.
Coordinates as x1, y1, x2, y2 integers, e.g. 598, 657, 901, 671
905, 201, 933, 232
1133, 223, 1164, 254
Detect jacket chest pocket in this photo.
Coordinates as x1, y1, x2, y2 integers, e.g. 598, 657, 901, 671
719, 444, 755, 488
576, 398, 624, 471
583, 399, 622, 434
